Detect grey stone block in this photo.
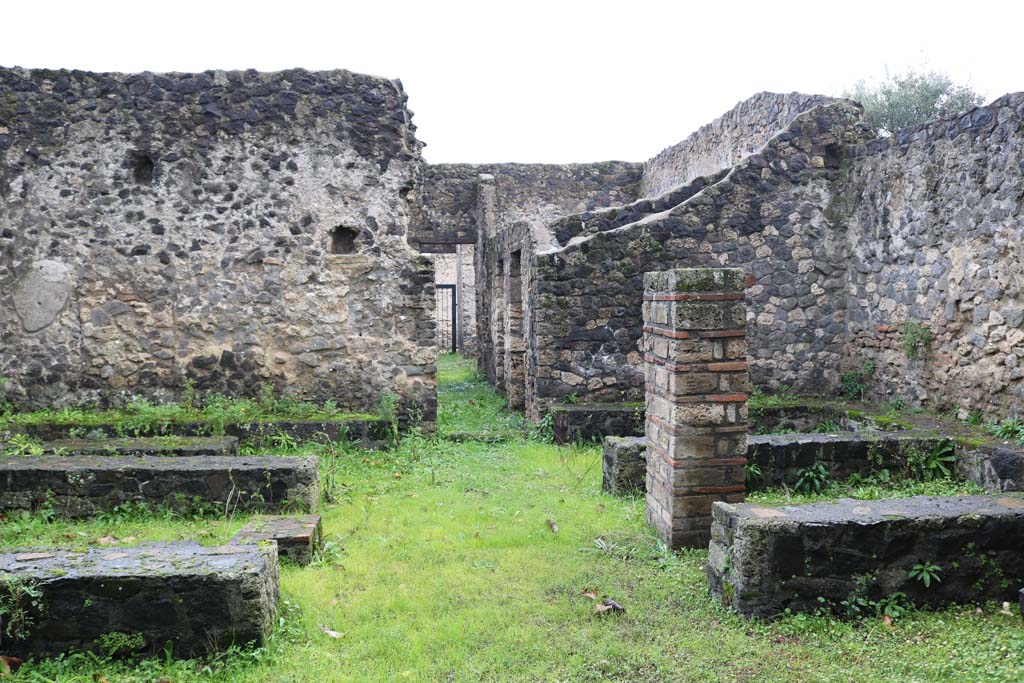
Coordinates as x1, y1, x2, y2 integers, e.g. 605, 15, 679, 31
709, 495, 1024, 618
230, 514, 322, 565
42, 436, 239, 457
602, 436, 646, 494
0, 455, 319, 517
0, 542, 278, 658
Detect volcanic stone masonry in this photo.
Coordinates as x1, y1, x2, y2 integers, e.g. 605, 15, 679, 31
0, 67, 435, 424
0, 542, 279, 658
643, 268, 750, 549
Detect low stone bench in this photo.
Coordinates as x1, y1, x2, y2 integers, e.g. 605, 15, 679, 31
0, 542, 277, 659
958, 443, 1024, 492
601, 431, 946, 495
747, 431, 947, 490
551, 403, 644, 444
43, 436, 238, 457
0, 455, 318, 517
602, 436, 646, 494
708, 495, 1024, 617
231, 514, 323, 565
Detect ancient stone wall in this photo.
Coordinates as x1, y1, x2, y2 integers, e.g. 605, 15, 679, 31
841, 93, 1024, 416
642, 92, 833, 198
0, 67, 436, 423
527, 102, 872, 417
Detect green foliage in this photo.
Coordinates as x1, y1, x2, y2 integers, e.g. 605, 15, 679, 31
0, 575, 44, 642
97, 630, 146, 658
843, 68, 985, 133
748, 384, 800, 409
888, 398, 907, 414
811, 420, 841, 434
964, 409, 984, 426
986, 417, 1024, 444
1, 433, 44, 456
909, 562, 943, 589
840, 362, 875, 401
900, 320, 934, 359
744, 461, 763, 487
794, 463, 829, 494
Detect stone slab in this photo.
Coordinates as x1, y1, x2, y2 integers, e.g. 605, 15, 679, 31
43, 436, 239, 457
10, 419, 391, 447
0, 542, 278, 658
0, 455, 319, 517
957, 443, 1024, 492
747, 431, 947, 489
230, 514, 323, 565
709, 495, 1024, 617
602, 436, 646, 494
551, 403, 644, 444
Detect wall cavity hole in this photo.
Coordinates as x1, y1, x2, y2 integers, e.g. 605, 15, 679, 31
330, 226, 359, 255
131, 152, 155, 184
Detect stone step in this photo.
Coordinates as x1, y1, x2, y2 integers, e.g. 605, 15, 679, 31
0, 542, 278, 659
0, 455, 319, 517
708, 495, 1024, 618
43, 436, 239, 457
230, 514, 323, 565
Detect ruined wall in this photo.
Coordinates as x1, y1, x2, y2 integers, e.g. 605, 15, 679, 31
642, 92, 832, 198
0, 67, 436, 422
412, 164, 479, 250
470, 163, 643, 397
528, 102, 872, 417
841, 93, 1024, 416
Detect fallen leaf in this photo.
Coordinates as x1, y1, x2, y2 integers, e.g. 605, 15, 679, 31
0, 656, 24, 675
881, 614, 893, 628
546, 519, 559, 535
393, 472, 402, 479
581, 589, 599, 601
97, 536, 117, 545
92, 675, 110, 683
999, 601, 1014, 616
596, 597, 625, 615
320, 626, 343, 639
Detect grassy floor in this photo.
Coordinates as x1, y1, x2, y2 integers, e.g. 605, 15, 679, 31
3, 355, 1023, 682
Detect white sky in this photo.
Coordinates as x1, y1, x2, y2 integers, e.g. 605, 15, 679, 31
3, 0, 1021, 164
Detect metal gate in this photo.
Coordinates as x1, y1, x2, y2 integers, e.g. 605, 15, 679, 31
436, 284, 457, 353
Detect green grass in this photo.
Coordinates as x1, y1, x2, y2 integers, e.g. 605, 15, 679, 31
436, 353, 528, 440
2, 356, 1023, 682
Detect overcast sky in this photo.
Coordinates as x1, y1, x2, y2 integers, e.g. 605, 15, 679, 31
4, 1, 1021, 164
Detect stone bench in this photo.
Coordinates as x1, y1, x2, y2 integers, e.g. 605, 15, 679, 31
230, 514, 323, 565
708, 495, 1024, 617
958, 443, 1024, 492
747, 431, 947, 490
0, 542, 277, 659
602, 436, 646, 494
0, 455, 318, 517
43, 436, 238, 457
551, 403, 644, 444
601, 431, 946, 495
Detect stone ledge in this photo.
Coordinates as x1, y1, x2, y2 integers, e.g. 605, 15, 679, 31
551, 403, 644, 444
0, 455, 319, 516
0, 542, 278, 659
709, 495, 1024, 617
602, 436, 646, 494
42, 436, 238, 457
231, 514, 323, 565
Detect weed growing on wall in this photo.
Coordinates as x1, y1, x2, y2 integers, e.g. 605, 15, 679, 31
900, 321, 934, 359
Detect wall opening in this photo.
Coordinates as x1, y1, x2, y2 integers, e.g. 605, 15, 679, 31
330, 226, 359, 254
131, 151, 155, 184
505, 250, 526, 411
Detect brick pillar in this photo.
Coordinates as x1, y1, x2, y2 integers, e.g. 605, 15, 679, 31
643, 268, 749, 549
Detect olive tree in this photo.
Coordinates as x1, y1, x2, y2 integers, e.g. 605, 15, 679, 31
843, 69, 985, 134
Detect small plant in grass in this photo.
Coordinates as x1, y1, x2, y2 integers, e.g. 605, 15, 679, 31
909, 561, 943, 588
986, 417, 1024, 444
1, 433, 44, 456
887, 397, 906, 413
963, 409, 984, 426
922, 441, 957, 479
794, 463, 829, 494
97, 630, 145, 658
744, 462, 763, 487
0, 575, 44, 642
812, 420, 841, 434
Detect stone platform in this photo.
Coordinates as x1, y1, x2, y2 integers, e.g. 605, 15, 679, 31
44, 436, 238, 457
709, 495, 1024, 617
0, 542, 278, 658
231, 514, 323, 565
0, 455, 318, 516
551, 403, 644, 444
602, 436, 646, 494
